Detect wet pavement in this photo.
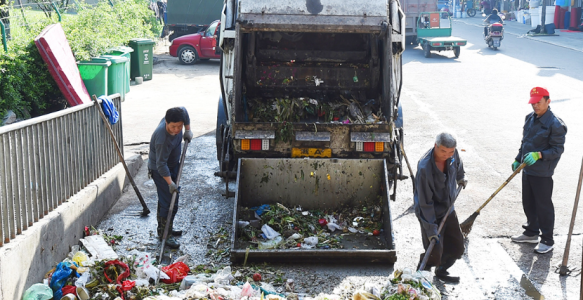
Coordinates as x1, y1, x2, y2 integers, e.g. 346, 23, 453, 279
91, 31, 583, 299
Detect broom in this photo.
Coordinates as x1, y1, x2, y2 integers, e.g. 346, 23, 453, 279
460, 162, 526, 237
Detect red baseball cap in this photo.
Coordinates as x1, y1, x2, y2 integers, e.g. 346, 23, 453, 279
529, 87, 549, 104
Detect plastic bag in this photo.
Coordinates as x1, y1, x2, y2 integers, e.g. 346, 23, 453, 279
261, 224, 280, 239
258, 236, 283, 249
286, 233, 302, 241
161, 262, 190, 284
50, 262, 78, 300
185, 283, 209, 298
213, 266, 235, 285
240, 282, 256, 298
61, 285, 77, 297
133, 252, 170, 281
22, 283, 53, 300
326, 223, 342, 232
122, 280, 135, 291
75, 272, 91, 287
72, 251, 89, 266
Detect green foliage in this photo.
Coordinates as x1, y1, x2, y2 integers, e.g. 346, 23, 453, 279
0, 0, 161, 120
63, 0, 161, 61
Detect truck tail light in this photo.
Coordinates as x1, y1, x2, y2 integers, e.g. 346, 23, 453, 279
364, 142, 375, 152
432, 42, 441, 46
456, 42, 465, 46
356, 142, 385, 152
375, 142, 384, 152
241, 139, 269, 151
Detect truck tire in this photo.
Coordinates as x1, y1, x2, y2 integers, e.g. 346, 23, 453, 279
423, 43, 431, 58
454, 47, 461, 58
216, 96, 228, 161
178, 46, 199, 65
467, 8, 476, 17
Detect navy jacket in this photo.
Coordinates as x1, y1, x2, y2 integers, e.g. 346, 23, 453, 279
515, 107, 567, 177
414, 148, 465, 238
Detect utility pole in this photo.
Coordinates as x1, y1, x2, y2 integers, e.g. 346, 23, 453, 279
540, 0, 547, 33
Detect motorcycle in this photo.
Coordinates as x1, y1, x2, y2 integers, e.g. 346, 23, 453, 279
483, 22, 504, 49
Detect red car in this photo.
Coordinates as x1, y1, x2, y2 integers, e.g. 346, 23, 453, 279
169, 20, 221, 64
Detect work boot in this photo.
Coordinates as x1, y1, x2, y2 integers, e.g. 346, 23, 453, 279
157, 217, 183, 236
435, 259, 460, 283
157, 217, 181, 249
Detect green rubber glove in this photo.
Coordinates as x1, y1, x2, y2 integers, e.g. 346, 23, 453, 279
523, 152, 541, 166
512, 160, 520, 172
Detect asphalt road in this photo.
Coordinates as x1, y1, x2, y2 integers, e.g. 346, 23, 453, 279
101, 20, 583, 299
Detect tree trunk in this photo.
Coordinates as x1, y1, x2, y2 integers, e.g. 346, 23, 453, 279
541, 0, 547, 33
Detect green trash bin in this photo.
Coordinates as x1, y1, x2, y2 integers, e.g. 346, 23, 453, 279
100, 55, 129, 101
107, 46, 133, 94
77, 58, 111, 98
128, 38, 155, 81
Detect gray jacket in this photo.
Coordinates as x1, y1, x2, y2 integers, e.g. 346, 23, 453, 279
515, 107, 567, 177
148, 107, 190, 177
414, 148, 465, 238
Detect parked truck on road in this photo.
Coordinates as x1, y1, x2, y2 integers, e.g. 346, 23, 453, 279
215, 0, 408, 264
165, 0, 223, 41
402, 0, 438, 44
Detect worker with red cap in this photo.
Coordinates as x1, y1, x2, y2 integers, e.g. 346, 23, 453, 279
510, 87, 567, 254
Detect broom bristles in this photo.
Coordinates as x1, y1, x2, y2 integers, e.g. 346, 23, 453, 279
460, 211, 480, 237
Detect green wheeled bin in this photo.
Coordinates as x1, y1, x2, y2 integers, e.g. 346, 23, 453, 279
128, 38, 155, 81
77, 58, 111, 98
100, 55, 129, 101
107, 46, 133, 93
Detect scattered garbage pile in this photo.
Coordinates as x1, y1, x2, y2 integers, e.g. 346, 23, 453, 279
22, 225, 441, 300
246, 96, 386, 124
236, 203, 385, 250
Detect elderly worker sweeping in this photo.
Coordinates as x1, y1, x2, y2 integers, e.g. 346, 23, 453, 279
415, 132, 467, 282
510, 87, 567, 254
149, 107, 193, 249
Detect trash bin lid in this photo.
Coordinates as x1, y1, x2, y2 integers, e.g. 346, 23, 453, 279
100, 55, 129, 64
129, 38, 155, 46
77, 57, 112, 66
109, 46, 134, 53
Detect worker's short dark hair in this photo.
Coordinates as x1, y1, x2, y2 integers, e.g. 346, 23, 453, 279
542, 96, 550, 101
165, 107, 185, 123
436, 132, 457, 148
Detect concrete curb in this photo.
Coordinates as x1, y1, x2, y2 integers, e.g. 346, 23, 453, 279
0, 154, 143, 300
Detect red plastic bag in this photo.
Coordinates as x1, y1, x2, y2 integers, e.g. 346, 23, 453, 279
122, 280, 136, 291
61, 285, 77, 296
161, 262, 190, 284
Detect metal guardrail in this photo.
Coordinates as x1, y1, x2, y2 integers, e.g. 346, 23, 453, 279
0, 94, 123, 246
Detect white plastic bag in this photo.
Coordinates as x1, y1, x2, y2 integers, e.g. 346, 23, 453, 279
261, 224, 281, 239
213, 266, 235, 285
286, 233, 302, 241
75, 272, 91, 287
258, 236, 283, 249
304, 236, 318, 245
326, 223, 342, 232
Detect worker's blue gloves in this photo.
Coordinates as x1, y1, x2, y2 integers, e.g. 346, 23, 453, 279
183, 129, 193, 142
512, 160, 520, 172
169, 182, 179, 194
457, 178, 468, 189
523, 152, 541, 166
429, 235, 440, 244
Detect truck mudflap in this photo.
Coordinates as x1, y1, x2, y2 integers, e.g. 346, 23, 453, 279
230, 158, 397, 264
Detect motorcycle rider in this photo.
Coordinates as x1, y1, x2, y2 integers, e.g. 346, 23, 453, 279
484, 9, 503, 36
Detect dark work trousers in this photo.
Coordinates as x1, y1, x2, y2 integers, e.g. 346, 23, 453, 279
151, 165, 180, 220
419, 210, 465, 268
522, 173, 555, 246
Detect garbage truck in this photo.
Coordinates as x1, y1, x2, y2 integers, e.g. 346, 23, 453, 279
216, 0, 406, 264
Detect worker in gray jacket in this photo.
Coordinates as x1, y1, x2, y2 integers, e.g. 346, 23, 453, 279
414, 132, 467, 282
510, 87, 567, 254
148, 107, 193, 249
